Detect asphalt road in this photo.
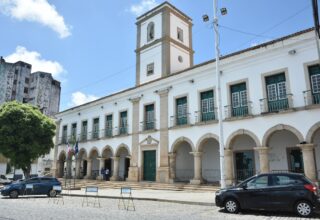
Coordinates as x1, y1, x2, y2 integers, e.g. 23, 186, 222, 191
0, 196, 319, 220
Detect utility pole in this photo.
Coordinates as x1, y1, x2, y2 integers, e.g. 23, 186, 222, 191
213, 0, 226, 189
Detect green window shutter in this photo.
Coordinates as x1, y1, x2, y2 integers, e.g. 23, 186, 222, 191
231, 83, 247, 107
308, 64, 320, 76
176, 97, 187, 105
200, 90, 213, 100
309, 64, 320, 94
265, 72, 285, 85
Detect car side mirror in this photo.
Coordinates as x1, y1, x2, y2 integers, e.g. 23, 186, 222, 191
242, 184, 248, 190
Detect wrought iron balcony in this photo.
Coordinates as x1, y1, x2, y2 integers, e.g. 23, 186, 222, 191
195, 109, 217, 123
104, 127, 113, 138
303, 90, 320, 106
91, 130, 100, 140
170, 113, 191, 127
140, 120, 156, 131
224, 102, 252, 118
260, 94, 293, 113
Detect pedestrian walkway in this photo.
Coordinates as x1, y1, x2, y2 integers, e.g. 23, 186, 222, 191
63, 187, 216, 206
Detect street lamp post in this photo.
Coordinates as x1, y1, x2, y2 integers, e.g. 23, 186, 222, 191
204, 0, 226, 188
214, 0, 226, 189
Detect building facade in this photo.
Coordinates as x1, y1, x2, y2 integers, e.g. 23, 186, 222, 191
0, 58, 61, 176
53, 2, 320, 185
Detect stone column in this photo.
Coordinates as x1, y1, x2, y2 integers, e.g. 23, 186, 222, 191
224, 149, 234, 186
75, 158, 81, 179
128, 97, 141, 182
254, 147, 270, 173
111, 157, 120, 181
168, 153, 176, 183
52, 120, 61, 177
157, 88, 171, 183
297, 143, 317, 181
56, 160, 61, 178
190, 152, 202, 185
85, 159, 92, 179
98, 158, 105, 180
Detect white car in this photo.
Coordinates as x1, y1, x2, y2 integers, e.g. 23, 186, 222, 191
0, 175, 11, 185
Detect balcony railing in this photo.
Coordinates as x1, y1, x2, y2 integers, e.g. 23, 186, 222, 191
224, 102, 252, 118
195, 109, 217, 123
105, 127, 113, 138
260, 94, 293, 113
140, 120, 156, 131
303, 90, 320, 106
118, 125, 128, 135
170, 113, 191, 127
91, 130, 99, 140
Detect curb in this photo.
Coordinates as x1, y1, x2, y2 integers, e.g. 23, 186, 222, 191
61, 193, 215, 206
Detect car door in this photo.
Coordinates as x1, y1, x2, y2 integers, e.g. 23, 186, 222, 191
25, 178, 41, 195
267, 174, 302, 211
237, 175, 271, 210
37, 178, 53, 194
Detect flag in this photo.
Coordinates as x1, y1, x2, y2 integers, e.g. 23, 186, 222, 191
67, 142, 72, 156
74, 141, 79, 155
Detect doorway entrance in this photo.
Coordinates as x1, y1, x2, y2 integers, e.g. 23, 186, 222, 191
104, 158, 112, 175
82, 160, 87, 177
287, 148, 304, 173
235, 151, 255, 182
143, 150, 156, 181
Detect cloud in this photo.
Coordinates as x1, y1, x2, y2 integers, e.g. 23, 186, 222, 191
5, 46, 66, 79
0, 0, 71, 38
129, 0, 158, 16
69, 92, 99, 107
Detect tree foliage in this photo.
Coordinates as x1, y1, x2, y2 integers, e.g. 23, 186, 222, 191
0, 101, 56, 178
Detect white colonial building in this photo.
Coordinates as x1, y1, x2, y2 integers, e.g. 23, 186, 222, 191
53, 2, 320, 185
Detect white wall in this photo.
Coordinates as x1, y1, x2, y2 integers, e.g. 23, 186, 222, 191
169, 13, 189, 47
201, 139, 220, 182
139, 43, 163, 85
268, 130, 300, 171
175, 142, 194, 181
0, 164, 6, 175
170, 43, 190, 73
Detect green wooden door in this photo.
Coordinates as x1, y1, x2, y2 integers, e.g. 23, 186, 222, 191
143, 150, 156, 181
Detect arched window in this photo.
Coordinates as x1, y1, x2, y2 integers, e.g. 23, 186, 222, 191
147, 22, 155, 42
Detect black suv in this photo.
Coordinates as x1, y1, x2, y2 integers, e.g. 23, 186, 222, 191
215, 173, 320, 217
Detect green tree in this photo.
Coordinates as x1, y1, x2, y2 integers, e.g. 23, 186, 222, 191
0, 101, 56, 178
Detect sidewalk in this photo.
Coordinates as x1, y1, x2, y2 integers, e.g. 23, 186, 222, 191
62, 187, 216, 206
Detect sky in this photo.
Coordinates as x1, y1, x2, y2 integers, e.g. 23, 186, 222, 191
0, 0, 317, 111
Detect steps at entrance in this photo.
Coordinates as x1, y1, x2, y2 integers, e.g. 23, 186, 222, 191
59, 179, 220, 192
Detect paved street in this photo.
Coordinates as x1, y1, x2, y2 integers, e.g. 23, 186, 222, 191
0, 196, 319, 220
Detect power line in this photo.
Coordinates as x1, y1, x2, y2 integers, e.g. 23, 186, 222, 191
230, 4, 311, 51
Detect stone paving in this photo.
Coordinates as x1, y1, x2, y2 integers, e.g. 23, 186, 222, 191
0, 195, 319, 220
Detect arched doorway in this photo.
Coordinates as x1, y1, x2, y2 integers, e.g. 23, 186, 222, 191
116, 145, 130, 181
102, 146, 113, 177
88, 148, 99, 179
58, 151, 66, 178
197, 136, 220, 184
172, 138, 194, 182
266, 130, 302, 173
229, 134, 259, 182
77, 149, 87, 178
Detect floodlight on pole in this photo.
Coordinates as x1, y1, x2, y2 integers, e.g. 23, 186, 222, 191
202, 0, 227, 189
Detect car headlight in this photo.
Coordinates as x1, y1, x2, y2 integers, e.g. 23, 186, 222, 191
215, 190, 226, 196
3, 186, 10, 190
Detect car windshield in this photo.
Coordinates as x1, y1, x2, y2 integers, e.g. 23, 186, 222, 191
235, 175, 257, 187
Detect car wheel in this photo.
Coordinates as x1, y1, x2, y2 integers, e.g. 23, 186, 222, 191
48, 189, 57, 197
9, 190, 19, 199
224, 198, 240, 214
295, 200, 313, 217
